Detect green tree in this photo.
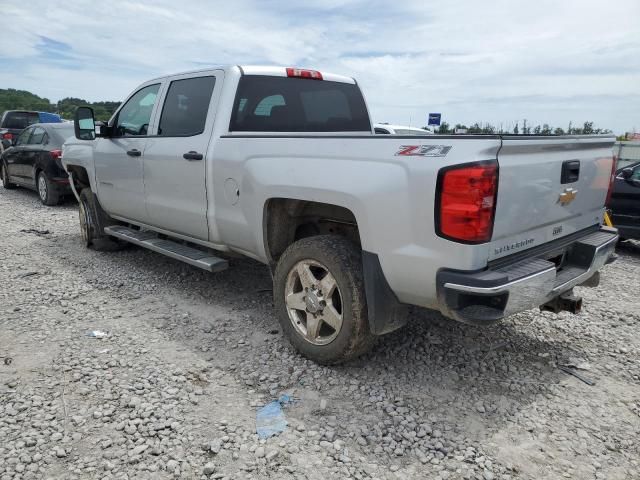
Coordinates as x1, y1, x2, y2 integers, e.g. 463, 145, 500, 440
437, 121, 451, 134
57, 97, 120, 122
582, 121, 594, 134
0, 89, 120, 122
467, 122, 482, 134
481, 123, 496, 134
0, 89, 54, 113
513, 122, 519, 134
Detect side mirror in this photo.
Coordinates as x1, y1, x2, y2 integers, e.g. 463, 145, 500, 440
621, 168, 634, 180
74, 107, 96, 140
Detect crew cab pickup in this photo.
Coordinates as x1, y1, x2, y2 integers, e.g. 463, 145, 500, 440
62, 65, 618, 364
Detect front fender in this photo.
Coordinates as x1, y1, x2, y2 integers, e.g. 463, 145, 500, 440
62, 139, 97, 192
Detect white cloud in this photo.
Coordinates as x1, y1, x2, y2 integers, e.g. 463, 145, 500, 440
0, 0, 637, 132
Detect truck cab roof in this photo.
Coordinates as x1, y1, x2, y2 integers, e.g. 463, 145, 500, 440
145, 65, 356, 85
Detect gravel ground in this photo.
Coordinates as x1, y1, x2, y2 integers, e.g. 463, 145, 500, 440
1, 187, 639, 480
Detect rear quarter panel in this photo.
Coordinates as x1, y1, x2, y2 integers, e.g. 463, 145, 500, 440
209, 135, 501, 307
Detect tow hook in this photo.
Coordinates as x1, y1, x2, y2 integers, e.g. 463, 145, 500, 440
540, 290, 583, 315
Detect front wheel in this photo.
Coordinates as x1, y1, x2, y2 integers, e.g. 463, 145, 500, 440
78, 188, 124, 251
1, 162, 16, 189
273, 235, 375, 364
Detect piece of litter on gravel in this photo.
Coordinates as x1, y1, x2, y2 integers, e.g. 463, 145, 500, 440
256, 394, 295, 439
256, 401, 287, 439
17, 271, 39, 278
98, 349, 110, 354
87, 330, 109, 339
19, 228, 50, 236
562, 357, 592, 371
1, 356, 13, 365
558, 365, 595, 386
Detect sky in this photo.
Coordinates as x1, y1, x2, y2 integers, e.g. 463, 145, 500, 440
0, 0, 638, 133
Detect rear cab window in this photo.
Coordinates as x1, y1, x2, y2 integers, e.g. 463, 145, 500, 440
230, 76, 370, 132
2, 112, 40, 129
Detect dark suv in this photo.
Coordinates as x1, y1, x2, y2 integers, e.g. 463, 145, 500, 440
608, 161, 640, 240
0, 110, 62, 150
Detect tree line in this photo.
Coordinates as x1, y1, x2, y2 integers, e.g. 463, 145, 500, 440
0, 88, 618, 136
427, 120, 612, 135
0, 88, 119, 122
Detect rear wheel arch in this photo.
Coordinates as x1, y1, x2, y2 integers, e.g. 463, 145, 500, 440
263, 198, 362, 269
264, 197, 409, 340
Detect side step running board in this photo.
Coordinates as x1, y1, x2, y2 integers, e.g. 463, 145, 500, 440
104, 225, 228, 273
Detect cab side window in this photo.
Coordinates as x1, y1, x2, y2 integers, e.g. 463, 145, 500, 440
158, 76, 216, 137
15, 128, 33, 146
114, 84, 160, 137
632, 165, 640, 181
28, 127, 46, 145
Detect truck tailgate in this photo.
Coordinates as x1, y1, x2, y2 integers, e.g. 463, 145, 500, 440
490, 136, 615, 261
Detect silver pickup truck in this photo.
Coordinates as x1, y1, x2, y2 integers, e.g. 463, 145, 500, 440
62, 65, 618, 364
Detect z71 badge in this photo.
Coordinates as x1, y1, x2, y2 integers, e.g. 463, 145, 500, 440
395, 145, 452, 157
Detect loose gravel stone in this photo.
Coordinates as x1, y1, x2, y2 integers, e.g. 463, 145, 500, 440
203, 462, 216, 475
1, 180, 639, 480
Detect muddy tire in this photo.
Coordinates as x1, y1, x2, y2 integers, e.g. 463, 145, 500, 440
78, 188, 124, 251
1, 162, 16, 189
273, 235, 375, 364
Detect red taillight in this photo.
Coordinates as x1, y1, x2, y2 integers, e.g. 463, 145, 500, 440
50, 149, 62, 160
286, 67, 323, 80
605, 155, 617, 206
2, 132, 12, 140
437, 161, 498, 243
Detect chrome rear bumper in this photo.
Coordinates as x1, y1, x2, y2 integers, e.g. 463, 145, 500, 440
437, 227, 618, 324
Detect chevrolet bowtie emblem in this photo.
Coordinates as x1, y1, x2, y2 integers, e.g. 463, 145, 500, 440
558, 187, 578, 206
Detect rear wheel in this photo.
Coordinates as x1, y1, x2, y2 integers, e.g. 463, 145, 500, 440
273, 235, 375, 364
78, 188, 124, 251
1, 162, 16, 189
37, 171, 60, 206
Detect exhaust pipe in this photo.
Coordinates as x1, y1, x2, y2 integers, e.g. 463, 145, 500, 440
540, 290, 583, 314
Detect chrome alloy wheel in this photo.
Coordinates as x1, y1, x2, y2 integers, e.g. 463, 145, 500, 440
285, 259, 343, 345
78, 198, 91, 245
38, 174, 47, 202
